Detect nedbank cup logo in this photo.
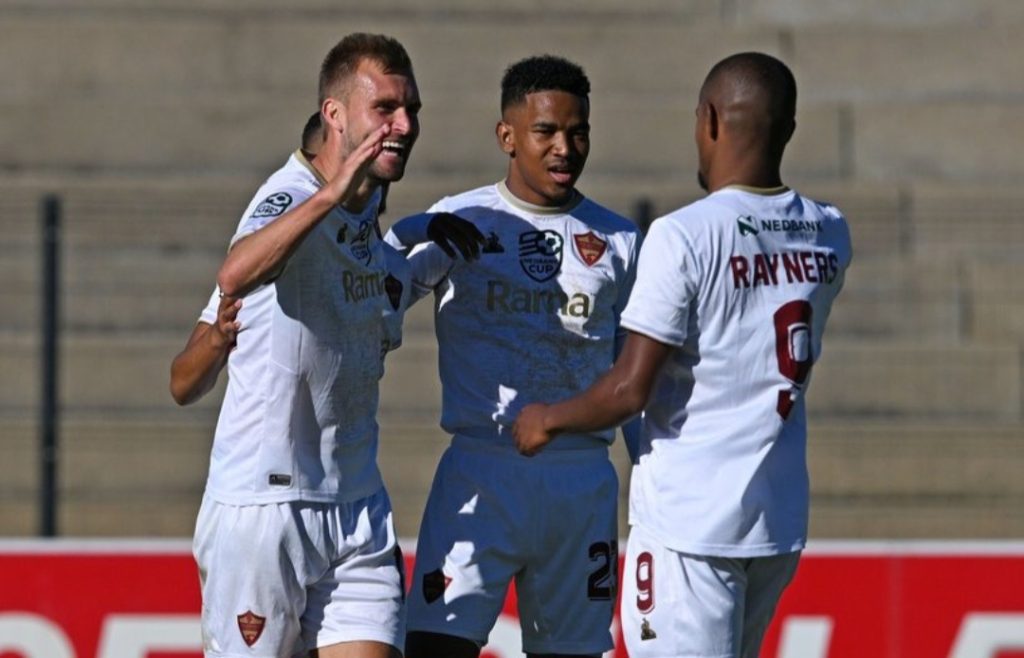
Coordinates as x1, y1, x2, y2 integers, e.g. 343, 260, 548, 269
518, 230, 563, 282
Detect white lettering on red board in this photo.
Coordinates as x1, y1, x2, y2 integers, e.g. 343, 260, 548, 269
777, 616, 834, 658
949, 614, 1024, 658
0, 613, 74, 658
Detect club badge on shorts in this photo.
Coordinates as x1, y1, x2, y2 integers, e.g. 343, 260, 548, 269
237, 610, 266, 647
573, 231, 607, 267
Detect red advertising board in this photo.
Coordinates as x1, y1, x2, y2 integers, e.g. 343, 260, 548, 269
1, 541, 1023, 658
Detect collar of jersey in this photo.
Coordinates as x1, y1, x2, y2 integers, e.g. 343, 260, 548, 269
294, 148, 328, 187
497, 180, 583, 216
721, 183, 791, 196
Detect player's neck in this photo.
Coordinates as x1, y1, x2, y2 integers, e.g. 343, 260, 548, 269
707, 160, 784, 194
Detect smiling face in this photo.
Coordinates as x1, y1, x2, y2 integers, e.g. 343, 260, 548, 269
498, 89, 590, 207
336, 58, 421, 183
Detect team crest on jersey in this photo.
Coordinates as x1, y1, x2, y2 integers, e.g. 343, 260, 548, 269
384, 273, 403, 311
573, 231, 607, 267
251, 192, 292, 219
518, 230, 563, 282
237, 610, 266, 647
422, 568, 452, 604
349, 220, 373, 264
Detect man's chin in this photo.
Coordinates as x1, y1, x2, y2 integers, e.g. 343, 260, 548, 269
370, 164, 407, 183
697, 171, 709, 192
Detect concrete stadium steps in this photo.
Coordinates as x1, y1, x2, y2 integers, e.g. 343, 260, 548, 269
0, 417, 212, 536
809, 340, 1021, 420
733, 0, 1024, 27
808, 422, 1024, 538
0, 179, 253, 248
3, 0, 1021, 28
788, 26, 1024, 103
853, 101, 1024, 183
0, 245, 221, 333
825, 255, 963, 340
968, 259, 1024, 342
909, 183, 1024, 257
0, 334, 225, 415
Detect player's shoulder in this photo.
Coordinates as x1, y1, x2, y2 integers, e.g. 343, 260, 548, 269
654, 194, 732, 235
245, 151, 320, 218
430, 184, 501, 213
795, 191, 848, 224
573, 196, 641, 236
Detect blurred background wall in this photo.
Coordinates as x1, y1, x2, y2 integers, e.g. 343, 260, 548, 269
0, 0, 1021, 540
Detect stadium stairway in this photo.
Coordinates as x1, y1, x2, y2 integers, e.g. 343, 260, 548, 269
1, 0, 1022, 539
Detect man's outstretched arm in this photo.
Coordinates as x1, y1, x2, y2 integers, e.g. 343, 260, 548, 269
512, 331, 673, 456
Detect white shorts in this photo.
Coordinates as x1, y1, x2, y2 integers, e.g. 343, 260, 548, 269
407, 442, 619, 655
621, 525, 800, 658
193, 488, 405, 658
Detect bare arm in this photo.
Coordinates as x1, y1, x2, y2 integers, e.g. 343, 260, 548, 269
217, 125, 389, 297
512, 331, 673, 456
169, 296, 241, 406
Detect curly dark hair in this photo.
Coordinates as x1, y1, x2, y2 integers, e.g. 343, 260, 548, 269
500, 55, 590, 111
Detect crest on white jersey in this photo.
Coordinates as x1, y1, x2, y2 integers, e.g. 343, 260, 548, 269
573, 231, 608, 267
518, 230, 563, 282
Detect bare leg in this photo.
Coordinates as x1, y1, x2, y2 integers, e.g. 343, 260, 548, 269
312, 640, 402, 658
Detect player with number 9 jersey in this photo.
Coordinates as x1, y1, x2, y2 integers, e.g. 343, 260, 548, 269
622, 184, 851, 556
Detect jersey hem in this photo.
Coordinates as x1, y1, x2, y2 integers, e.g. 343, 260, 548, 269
631, 521, 806, 558
202, 481, 384, 507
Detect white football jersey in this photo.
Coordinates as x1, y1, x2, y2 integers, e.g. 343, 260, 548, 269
386, 182, 641, 452
203, 150, 393, 505
621, 186, 852, 557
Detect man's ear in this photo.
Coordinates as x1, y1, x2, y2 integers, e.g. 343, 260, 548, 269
703, 100, 719, 142
496, 120, 515, 156
322, 97, 346, 135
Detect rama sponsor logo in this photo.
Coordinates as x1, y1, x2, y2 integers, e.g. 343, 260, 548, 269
342, 270, 386, 302
485, 280, 592, 318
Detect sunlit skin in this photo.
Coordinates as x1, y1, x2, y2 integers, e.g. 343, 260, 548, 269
497, 90, 590, 207
318, 59, 422, 212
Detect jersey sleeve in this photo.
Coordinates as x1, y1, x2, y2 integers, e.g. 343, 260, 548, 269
198, 286, 220, 325
384, 197, 458, 302
228, 185, 309, 249
619, 217, 699, 347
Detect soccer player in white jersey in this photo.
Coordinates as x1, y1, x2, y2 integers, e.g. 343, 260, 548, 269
178, 33, 422, 658
513, 52, 853, 658
385, 56, 642, 658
